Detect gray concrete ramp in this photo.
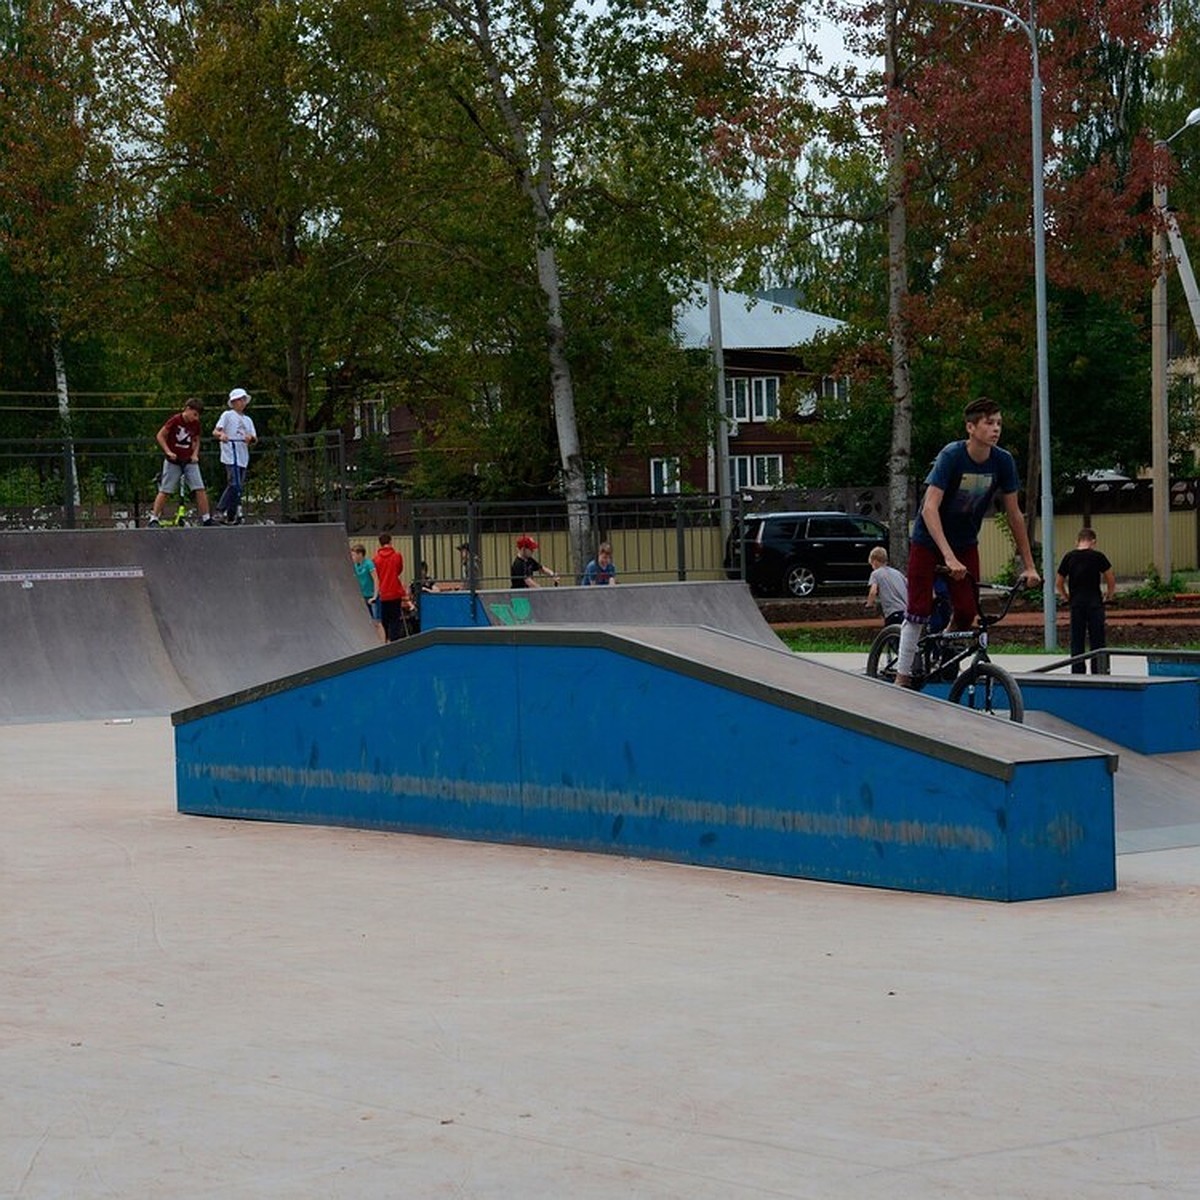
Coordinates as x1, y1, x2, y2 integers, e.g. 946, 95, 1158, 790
1026, 711, 1200, 853
0, 525, 376, 723
476, 579, 780, 647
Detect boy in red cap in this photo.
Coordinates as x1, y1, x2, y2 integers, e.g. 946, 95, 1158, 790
510, 535, 557, 588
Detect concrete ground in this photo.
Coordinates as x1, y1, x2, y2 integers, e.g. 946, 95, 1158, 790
4, 688, 1200, 1199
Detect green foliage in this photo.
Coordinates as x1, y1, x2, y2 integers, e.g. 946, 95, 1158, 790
1126, 565, 1187, 600
0, 464, 61, 507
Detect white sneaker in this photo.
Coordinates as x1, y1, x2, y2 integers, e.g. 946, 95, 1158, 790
147, 516, 160, 527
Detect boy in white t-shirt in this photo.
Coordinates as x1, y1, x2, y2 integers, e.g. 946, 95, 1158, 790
212, 387, 258, 523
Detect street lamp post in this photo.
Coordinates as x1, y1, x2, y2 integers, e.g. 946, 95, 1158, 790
932, 0, 1055, 648
1151, 106, 1200, 585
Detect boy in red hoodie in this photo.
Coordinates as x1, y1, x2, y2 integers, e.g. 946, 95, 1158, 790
372, 534, 412, 641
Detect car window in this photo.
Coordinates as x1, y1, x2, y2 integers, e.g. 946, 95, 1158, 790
806, 517, 851, 538
764, 519, 800, 540
848, 517, 886, 539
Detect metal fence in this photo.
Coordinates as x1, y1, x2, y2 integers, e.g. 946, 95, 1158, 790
406, 496, 736, 589
0, 432, 348, 529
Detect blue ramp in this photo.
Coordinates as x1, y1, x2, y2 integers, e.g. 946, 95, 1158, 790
174, 626, 1116, 901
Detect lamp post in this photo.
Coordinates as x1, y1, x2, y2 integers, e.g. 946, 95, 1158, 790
932, 0, 1054, 647
1151, 106, 1200, 584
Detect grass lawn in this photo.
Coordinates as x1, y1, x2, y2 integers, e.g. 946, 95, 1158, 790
775, 628, 1200, 654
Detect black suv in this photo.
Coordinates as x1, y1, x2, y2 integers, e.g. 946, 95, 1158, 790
725, 511, 890, 597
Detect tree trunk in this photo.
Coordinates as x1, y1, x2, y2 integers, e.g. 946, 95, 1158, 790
51, 318, 80, 508
884, 0, 913, 570
533, 237, 590, 574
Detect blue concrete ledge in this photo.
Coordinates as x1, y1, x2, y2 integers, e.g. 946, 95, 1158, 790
1017, 674, 1200, 754
1147, 651, 1200, 679
174, 627, 1116, 902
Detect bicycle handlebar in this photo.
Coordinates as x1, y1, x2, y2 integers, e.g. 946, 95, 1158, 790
932, 566, 1027, 628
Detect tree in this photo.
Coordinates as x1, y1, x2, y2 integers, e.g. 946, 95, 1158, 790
744, 0, 1162, 561
0, 0, 118, 448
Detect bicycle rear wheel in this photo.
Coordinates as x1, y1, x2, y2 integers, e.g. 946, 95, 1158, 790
947, 662, 1024, 722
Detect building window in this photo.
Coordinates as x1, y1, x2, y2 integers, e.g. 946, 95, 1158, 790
752, 377, 779, 421
586, 464, 609, 496
797, 375, 849, 418
730, 454, 783, 491
727, 376, 781, 423
650, 457, 680, 495
353, 398, 389, 441
725, 377, 750, 423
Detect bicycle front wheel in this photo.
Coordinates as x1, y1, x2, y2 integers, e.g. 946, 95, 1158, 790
947, 662, 1024, 722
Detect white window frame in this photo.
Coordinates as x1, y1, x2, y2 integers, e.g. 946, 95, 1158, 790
797, 374, 850, 419
650, 457, 680, 495
586, 465, 609, 497
730, 453, 783, 490
353, 398, 390, 441
752, 454, 783, 488
729, 455, 751, 492
751, 377, 779, 422
725, 377, 750, 423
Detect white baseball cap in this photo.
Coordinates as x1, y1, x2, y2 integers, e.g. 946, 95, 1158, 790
228, 387, 250, 405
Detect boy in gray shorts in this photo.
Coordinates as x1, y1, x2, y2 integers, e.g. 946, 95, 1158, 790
148, 398, 215, 526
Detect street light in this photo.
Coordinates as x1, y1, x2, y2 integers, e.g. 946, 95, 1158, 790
932, 0, 1054, 647
102, 472, 118, 501
1150, 105, 1200, 585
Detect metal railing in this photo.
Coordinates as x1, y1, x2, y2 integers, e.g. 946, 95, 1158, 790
0, 432, 348, 529
406, 495, 736, 589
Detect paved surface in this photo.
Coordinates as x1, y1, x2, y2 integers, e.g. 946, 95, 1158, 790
4, 716, 1200, 1199
0, 526, 377, 722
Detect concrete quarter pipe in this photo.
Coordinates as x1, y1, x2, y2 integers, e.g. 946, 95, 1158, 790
0, 525, 377, 723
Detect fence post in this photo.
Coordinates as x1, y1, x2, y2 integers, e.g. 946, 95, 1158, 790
277, 439, 290, 522
335, 432, 348, 526
411, 506, 423, 597
675, 497, 687, 581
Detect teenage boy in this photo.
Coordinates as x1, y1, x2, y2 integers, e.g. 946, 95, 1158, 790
582, 542, 617, 585
1056, 528, 1116, 674
895, 397, 1041, 688
373, 533, 412, 642
148, 398, 215, 526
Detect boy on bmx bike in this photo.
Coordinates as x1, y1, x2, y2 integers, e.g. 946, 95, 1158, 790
895, 396, 1041, 689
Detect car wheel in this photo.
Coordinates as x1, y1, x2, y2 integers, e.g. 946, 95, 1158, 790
784, 564, 817, 597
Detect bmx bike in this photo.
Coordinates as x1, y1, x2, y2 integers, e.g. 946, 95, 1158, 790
865, 572, 1028, 722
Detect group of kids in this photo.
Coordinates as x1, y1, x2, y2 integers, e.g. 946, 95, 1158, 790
867, 396, 1117, 676
350, 534, 619, 644
147, 390, 258, 526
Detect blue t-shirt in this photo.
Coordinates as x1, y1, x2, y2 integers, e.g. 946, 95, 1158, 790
582, 559, 616, 585
911, 441, 1019, 550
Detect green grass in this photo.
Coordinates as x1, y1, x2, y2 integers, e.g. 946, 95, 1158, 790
773, 628, 1200, 654
776, 628, 875, 653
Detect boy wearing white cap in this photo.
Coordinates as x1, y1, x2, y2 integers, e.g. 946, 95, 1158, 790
212, 387, 257, 523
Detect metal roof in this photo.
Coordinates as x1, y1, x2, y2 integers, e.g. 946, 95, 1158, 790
675, 284, 844, 352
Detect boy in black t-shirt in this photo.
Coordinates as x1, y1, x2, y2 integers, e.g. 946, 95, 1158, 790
1055, 528, 1116, 674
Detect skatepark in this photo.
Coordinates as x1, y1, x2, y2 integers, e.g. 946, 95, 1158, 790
3, 525, 1200, 1196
